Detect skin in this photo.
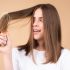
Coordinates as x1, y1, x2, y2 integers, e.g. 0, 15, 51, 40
0, 8, 45, 52
33, 8, 45, 51
0, 8, 45, 70
0, 32, 13, 70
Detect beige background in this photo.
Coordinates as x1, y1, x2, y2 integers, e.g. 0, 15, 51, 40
0, 0, 70, 70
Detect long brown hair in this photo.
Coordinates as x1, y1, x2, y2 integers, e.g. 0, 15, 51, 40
0, 4, 63, 63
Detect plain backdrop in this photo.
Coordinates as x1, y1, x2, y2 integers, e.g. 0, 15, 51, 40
0, 0, 70, 70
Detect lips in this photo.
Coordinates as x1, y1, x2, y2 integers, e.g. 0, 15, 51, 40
33, 29, 41, 34
33, 29, 41, 32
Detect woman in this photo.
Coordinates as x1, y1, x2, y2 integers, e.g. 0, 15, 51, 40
0, 4, 70, 70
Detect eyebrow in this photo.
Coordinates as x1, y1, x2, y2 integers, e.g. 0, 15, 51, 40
39, 17, 43, 19
33, 17, 43, 18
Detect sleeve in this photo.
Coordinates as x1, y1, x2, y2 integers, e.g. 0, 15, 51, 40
12, 48, 20, 70
61, 49, 70, 70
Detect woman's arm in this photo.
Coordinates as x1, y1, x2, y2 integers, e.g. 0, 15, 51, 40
3, 53, 13, 70
0, 32, 13, 70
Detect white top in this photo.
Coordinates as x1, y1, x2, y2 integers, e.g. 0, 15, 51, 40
12, 48, 70, 70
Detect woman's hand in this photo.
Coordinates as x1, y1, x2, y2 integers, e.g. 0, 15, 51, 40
0, 32, 13, 70
0, 32, 12, 55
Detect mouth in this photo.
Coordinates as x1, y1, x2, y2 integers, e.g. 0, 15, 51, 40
33, 29, 41, 34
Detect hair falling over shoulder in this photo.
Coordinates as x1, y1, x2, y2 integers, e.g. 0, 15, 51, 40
0, 3, 63, 63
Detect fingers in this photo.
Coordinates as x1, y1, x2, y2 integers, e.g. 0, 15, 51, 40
0, 32, 12, 54
0, 35, 8, 47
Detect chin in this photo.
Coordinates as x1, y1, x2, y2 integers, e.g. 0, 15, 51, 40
33, 36, 41, 40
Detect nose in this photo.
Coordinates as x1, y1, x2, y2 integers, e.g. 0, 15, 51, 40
33, 20, 38, 27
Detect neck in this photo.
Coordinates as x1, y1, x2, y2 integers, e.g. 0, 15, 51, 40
36, 39, 45, 51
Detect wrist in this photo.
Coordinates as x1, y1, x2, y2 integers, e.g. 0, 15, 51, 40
3, 51, 12, 58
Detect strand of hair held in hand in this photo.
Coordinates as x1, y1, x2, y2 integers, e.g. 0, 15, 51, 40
0, 33, 8, 47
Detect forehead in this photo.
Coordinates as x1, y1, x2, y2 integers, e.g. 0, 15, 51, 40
33, 8, 43, 17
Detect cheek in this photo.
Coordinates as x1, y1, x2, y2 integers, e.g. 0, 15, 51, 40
40, 23, 44, 33
33, 24, 44, 40
37, 22, 44, 35
40, 24, 44, 38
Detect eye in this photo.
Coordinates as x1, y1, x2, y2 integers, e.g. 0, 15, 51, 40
39, 19, 43, 22
39, 17, 43, 22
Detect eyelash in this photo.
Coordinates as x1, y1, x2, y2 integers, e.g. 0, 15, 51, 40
39, 19, 42, 21
33, 17, 43, 22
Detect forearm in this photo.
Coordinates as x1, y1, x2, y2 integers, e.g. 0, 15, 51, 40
3, 52, 13, 70
0, 32, 13, 70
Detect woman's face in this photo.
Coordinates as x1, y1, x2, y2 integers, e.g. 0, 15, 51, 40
33, 8, 44, 41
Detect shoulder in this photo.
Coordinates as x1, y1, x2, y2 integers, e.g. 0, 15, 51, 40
61, 48, 70, 58
12, 47, 26, 58
12, 47, 26, 53
60, 48, 70, 70
57, 48, 70, 62
60, 48, 70, 61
